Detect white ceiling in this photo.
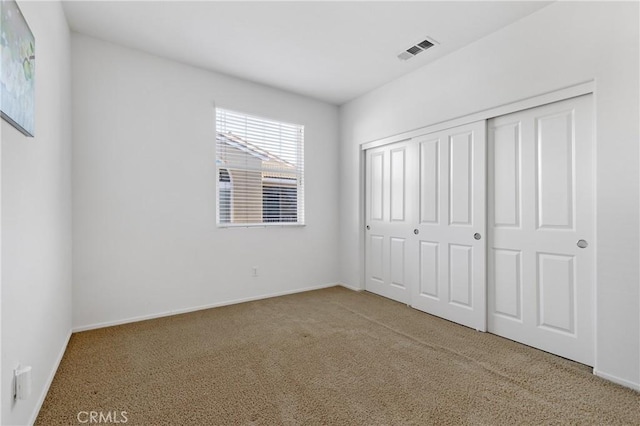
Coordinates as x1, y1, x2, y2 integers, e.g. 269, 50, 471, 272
62, 1, 552, 105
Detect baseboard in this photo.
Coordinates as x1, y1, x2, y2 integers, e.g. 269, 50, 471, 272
29, 329, 72, 425
73, 282, 341, 333
338, 282, 364, 292
594, 369, 640, 391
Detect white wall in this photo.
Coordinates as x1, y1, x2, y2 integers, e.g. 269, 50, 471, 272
1, 1, 72, 424
71, 34, 340, 330
339, 2, 640, 388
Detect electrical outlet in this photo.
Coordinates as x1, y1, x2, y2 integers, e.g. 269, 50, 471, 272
14, 365, 32, 400
252, 267, 258, 277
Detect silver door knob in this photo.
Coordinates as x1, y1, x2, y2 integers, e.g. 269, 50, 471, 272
577, 239, 588, 248
414, 229, 419, 235
474, 233, 482, 240
366, 225, 370, 231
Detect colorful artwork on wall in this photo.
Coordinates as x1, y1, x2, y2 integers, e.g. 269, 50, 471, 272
1, 0, 35, 137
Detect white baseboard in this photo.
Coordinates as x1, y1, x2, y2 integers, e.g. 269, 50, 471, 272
73, 282, 341, 333
594, 369, 640, 391
338, 283, 364, 292
29, 329, 72, 425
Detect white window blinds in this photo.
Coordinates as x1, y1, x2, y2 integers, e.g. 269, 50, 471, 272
216, 108, 304, 226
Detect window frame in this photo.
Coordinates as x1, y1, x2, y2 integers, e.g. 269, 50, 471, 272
215, 108, 305, 228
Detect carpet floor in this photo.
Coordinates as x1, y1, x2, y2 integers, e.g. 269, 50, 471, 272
37, 287, 640, 425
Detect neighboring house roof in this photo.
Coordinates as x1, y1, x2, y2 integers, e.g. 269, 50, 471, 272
217, 132, 295, 168
217, 132, 298, 180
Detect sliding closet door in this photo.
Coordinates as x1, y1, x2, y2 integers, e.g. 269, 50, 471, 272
410, 121, 487, 331
364, 141, 418, 304
487, 95, 594, 365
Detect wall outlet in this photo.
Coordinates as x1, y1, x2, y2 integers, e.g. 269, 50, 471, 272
252, 267, 258, 277
14, 365, 32, 400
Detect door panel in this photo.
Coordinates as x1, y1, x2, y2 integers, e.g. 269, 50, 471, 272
449, 244, 472, 307
493, 248, 522, 320
369, 235, 384, 282
537, 253, 575, 334
365, 141, 417, 304
449, 132, 473, 226
370, 152, 384, 221
488, 94, 594, 365
536, 110, 574, 229
390, 148, 407, 222
493, 122, 521, 228
390, 238, 407, 288
420, 139, 439, 224
411, 121, 487, 331
419, 241, 439, 298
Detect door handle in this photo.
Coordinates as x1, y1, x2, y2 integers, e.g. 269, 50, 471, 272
474, 233, 482, 240
366, 225, 370, 231
577, 239, 588, 248
414, 229, 419, 235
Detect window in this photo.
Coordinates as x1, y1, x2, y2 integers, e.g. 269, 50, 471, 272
216, 108, 304, 226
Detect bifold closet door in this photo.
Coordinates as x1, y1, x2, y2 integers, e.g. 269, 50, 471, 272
364, 141, 418, 304
410, 121, 487, 331
487, 94, 595, 365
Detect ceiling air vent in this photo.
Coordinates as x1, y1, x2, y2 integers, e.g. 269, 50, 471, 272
406, 45, 423, 56
417, 39, 434, 50
397, 37, 438, 61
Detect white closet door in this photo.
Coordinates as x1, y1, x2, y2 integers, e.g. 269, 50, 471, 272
365, 141, 418, 304
410, 121, 487, 331
487, 95, 594, 365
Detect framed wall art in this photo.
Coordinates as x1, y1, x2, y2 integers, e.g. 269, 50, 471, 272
1, 0, 35, 137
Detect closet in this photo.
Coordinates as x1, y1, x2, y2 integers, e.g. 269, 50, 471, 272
364, 94, 594, 365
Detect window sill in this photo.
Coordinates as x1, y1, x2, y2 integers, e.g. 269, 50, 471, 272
217, 222, 306, 229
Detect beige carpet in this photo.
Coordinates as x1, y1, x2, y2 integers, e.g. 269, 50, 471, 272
37, 287, 639, 425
